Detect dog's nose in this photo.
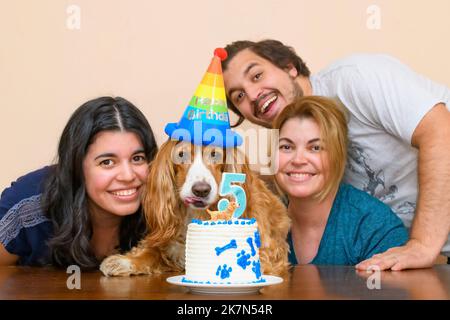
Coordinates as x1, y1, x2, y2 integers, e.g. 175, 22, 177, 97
192, 182, 211, 198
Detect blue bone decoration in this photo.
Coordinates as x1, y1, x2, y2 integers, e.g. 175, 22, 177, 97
246, 237, 256, 256
215, 239, 237, 256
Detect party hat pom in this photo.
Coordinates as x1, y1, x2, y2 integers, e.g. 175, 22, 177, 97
214, 48, 228, 61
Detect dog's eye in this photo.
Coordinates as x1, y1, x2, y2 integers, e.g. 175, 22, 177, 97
172, 147, 191, 164
177, 151, 190, 163
207, 150, 222, 163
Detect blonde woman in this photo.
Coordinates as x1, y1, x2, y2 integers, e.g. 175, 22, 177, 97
273, 96, 408, 265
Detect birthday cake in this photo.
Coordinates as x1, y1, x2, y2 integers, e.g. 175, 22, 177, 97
182, 218, 265, 284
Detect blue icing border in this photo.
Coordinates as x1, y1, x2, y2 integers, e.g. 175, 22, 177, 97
181, 277, 267, 284
190, 218, 257, 226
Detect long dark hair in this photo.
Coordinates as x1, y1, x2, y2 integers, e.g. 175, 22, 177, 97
42, 96, 157, 269
223, 39, 311, 127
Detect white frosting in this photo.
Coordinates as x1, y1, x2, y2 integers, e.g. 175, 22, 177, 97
183, 218, 263, 284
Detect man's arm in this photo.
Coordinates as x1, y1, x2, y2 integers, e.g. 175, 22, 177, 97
356, 103, 450, 270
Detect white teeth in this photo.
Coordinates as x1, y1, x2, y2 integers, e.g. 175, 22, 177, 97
111, 188, 137, 196
288, 173, 312, 181
260, 95, 278, 113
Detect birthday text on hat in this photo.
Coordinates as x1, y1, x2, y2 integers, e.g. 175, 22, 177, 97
187, 108, 229, 122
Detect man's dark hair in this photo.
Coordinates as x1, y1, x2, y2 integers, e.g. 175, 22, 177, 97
223, 39, 311, 127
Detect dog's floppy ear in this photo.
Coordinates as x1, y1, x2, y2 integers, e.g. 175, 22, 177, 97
142, 140, 183, 247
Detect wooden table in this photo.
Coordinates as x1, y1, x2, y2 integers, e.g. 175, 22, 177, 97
0, 265, 449, 300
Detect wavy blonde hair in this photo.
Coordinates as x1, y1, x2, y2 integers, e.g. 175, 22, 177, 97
273, 96, 348, 202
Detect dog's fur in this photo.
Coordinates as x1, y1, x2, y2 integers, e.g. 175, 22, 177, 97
100, 140, 290, 277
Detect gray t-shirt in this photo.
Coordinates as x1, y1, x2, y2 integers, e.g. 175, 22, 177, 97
311, 53, 450, 255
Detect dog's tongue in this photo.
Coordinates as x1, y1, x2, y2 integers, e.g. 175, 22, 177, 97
184, 197, 206, 208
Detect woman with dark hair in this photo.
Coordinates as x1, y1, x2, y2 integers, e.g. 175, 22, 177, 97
0, 96, 157, 269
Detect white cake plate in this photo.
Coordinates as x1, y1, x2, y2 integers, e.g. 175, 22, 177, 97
166, 275, 283, 295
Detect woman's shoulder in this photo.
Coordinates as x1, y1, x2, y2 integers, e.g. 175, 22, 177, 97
0, 194, 50, 247
338, 183, 392, 214
0, 194, 50, 253
0, 166, 53, 250
334, 183, 403, 228
0, 193, 52, 266
0, 166, 53, 218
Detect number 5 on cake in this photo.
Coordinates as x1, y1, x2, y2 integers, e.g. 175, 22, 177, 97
218, 173, 246, 218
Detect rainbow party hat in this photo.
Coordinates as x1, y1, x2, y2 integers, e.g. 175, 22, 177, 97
164, 48, 243, 148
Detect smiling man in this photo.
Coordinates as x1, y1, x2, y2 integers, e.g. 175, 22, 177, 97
222, 39, 450, 270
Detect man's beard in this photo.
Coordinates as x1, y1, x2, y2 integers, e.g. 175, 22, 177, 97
290, 77, 304, 102
253, 78, 304, 116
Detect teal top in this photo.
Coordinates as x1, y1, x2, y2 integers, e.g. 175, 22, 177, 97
288, 183, 408, 265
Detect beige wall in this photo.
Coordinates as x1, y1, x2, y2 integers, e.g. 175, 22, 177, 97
1, 0, 449, 190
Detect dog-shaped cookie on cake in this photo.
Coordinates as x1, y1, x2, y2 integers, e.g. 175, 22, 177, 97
206, 201, 238, 221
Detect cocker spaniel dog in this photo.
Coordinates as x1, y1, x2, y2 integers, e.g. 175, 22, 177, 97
100, 140, 290, 276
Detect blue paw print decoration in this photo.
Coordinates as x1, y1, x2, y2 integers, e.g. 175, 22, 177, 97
216, 264, 232, 279
254, 231, 261, 248
236, 250, 251, 269
252, 260, 262, 278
